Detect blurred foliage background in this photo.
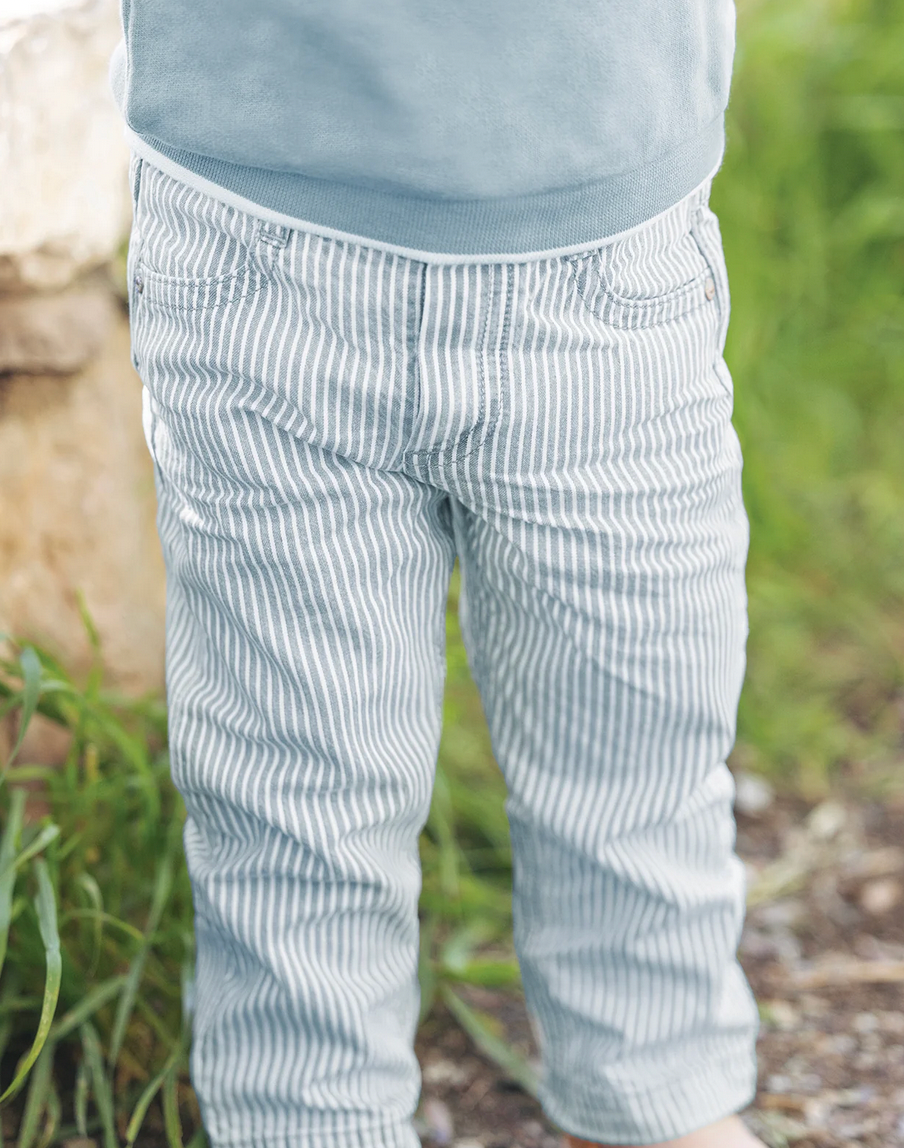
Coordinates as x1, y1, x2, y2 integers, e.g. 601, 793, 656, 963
1, 0, 903, 1143
714, 0, 904, 799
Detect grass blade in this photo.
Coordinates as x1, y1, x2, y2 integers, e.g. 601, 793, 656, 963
37, 1075, 61, 1148
161, 1055, 185, 1148
75, 872, 105, 976
0, 787, 26, 970
3, 647, 42, 771
13, 1040, 54, 1148
426, 765, 460, 901
0, 824, 61, 889
0, 767, 56, 785
108, 822, 179, 1069
185, 1127, 208, 1148
75, 1050, 91, 1137
124, 1032, 189, 1147
80, 1021, 118, 1148
57, 909, 144, 946
444, 958, 522, 987
74, 589, 104, 702
440, 918, 498, 972
48, 975, 129, 1043
0, 860, 62, 1105
439, 984, 539, 1098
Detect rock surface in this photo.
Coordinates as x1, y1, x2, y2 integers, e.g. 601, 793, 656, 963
0, 0, 131, 293
0, 285, 118, 374
0, 303, 165, 696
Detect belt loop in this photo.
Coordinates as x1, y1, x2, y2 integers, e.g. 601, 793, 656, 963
256, 219, 291, 250
130, 154, 144, 212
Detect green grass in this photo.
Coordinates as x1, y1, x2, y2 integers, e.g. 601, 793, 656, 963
0, 633, 194, 1148
2, 0, 903, 1140
715, 0, 904, 798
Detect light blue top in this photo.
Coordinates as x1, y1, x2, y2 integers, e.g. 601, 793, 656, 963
110, 0, 736, 262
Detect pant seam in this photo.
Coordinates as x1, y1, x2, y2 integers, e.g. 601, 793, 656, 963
540, 1040, 757, 1102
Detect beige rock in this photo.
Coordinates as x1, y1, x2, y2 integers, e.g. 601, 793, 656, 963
421, 1097, 454, 1147
0, 285, 117, 374
3, 711, 73, 769
0, 0, 131, 293
805, 798, 848, 840
0, 301, 165, 696
859, 877, 903, 916
421, 1059, 472, 1088
733, 769, 775, 815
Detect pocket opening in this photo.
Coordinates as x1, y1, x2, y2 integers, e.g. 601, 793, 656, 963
565, 199, 720, 329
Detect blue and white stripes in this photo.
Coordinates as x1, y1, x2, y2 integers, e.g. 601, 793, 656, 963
128, 152, 760, 1148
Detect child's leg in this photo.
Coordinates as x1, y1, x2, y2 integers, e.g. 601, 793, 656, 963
145, 408, 452, 1148
130, 158, 456, 1148
434, 178, 761, 1145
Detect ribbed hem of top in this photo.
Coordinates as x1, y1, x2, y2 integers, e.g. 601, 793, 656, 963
120, 116, 727, 266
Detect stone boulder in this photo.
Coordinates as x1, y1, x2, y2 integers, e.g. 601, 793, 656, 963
0, 299, 166, 700
0, 284, 119, 374
0, 0, 131, 293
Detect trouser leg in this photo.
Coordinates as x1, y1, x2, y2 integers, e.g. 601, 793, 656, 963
436, 181, 760, 1144
130, 157, 462, 1148
143, 387, 455, 1148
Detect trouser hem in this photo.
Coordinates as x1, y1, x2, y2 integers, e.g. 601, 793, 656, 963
540, 1050, 759, 1145
203, 1119, 422, 1148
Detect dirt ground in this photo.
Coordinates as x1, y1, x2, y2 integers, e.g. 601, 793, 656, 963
413, 769, 904, 1148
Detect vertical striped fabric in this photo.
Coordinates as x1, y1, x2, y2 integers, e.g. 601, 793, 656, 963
127, 152, 760, 1148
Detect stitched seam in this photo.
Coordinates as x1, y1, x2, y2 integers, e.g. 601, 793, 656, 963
140, 278, 268, 314
137, 258, 257, 290
455, 261, 513, 462
595, 216, 711, 308
540, 1038, 756, 1101
691, 213, 725, 323
567, 196, 714, 316
406, 264, 502, 462
566, 254, 710, 328
202, 1122, 416, 1148
690, 212, 733, 398
595, 269, 709, 309
136, 216, 275, 291
408, 266, 493, 463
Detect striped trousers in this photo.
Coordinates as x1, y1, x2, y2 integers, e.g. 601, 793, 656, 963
127, 152, 760, 1148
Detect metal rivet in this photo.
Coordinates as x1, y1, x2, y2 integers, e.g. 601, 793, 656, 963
704, 277, 716, 301
134, 275, 144, 294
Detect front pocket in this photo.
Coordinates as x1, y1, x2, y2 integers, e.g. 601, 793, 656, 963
134, 257, 266, 313
565, 203, 716, 330
132, 160, 268, 313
